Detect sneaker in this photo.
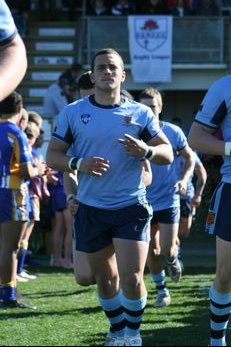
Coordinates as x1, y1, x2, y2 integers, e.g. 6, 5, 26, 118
167, 258, 182, 282
16, 275, 28, 283
0, 299, 37, 310
125, 335, 142, 346
18, 271, 37, 280
104, 334, 125, 346
154, 292, 171, 308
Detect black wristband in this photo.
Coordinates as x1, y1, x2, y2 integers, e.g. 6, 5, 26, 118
145, 149, 153, 160
70, 157, 78, 171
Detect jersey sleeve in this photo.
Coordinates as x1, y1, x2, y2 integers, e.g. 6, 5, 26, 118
0, 0, 17, 46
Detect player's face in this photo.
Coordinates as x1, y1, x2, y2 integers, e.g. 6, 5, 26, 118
91, 53, 125, 92
139, 97, 161, 118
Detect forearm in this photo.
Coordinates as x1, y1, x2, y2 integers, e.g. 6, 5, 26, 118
63, 172, 77, 196
46, 149, 72, 173
149, 144, 174, 165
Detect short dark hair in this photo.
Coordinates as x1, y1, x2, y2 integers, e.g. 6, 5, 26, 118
0, 91, 23, 115
91, 48, 124, 71
77, 71, 94, 90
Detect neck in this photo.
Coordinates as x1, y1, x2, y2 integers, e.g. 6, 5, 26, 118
0, 114, 20, 123
94, 90, 121, 106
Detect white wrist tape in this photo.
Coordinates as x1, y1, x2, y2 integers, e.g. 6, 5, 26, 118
225, 142, 231, 156
76, 158, 83, 171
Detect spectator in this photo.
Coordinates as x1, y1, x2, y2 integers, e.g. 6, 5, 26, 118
169, 0, 192, 15
43, 75, 78, 123
111, 0, 136, 15
87, 0, 112, 15
5, 0, 31, 38
59, 63, 82, 87
191, 0, 221, 15
140, 0, 170, 14
76, 70, 95, 98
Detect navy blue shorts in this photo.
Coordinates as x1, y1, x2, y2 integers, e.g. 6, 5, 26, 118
151, 207, 180, 225
206, 181, 231, 241
73, 202, 153, 253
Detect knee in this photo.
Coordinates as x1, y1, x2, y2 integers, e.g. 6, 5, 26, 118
75, 274, 96, 286
121, 272, 142, 290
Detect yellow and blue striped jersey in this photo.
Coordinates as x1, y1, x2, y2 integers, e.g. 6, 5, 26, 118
0, 120, 31, 190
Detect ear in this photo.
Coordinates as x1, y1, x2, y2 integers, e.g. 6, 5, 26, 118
121, 70, 126, 83
90, 71, 95, 84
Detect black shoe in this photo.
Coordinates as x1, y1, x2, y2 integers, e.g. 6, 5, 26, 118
0, 299, 37, 310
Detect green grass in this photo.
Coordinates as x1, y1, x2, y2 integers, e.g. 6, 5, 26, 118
0, 256, 227, 346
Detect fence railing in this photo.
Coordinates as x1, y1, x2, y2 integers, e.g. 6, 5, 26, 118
82, 16, 224, 66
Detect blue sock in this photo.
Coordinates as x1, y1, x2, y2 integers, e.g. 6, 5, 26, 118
151, 270, 169, 295
17, 248, 28, 274
0, 283, 15, 301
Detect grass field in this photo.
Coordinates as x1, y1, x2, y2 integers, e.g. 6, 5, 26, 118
1, 251, 227, 347
1, 195, 227, 346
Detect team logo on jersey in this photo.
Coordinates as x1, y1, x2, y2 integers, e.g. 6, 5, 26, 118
81, 114, 91, 125
123, 115, 132, 126
206, 211, 215, 225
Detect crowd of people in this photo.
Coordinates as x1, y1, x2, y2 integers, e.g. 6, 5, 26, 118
1, 1, 231, 347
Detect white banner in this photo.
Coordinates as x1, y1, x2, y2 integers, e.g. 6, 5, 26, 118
128, 16, 173, 83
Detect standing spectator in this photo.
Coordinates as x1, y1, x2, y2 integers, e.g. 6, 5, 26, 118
76, 70, 95, 98
188, 74, 231, 347
0, 0, 27, 101
46, 48, 173, 346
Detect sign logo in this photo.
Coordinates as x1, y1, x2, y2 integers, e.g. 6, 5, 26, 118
134, 17, 168, 52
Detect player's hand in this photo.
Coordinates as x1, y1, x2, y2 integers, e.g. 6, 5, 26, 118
79, 157, 110, 176
118, 133, 148, 158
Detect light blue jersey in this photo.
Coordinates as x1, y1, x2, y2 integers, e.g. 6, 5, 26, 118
52, 95, 160, 209
175, 151, 202, 200
0, 0, 17, 46
147, 121, 187, 211
195, 75, 231, 183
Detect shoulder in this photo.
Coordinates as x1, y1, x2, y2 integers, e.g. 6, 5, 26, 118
0, 0, 17, 45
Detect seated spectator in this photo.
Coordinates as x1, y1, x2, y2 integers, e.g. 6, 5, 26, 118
61, 0, 83, 20
169, 0, 192, 15
191, 0, 221, 15
111, 0, 136, 15
38, 0, 57, 21
140, 0, 170, 14
6, 0, 31, 38
87, 0, 112, 15
43, 76, 78, 123
59, 63, 82, 86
